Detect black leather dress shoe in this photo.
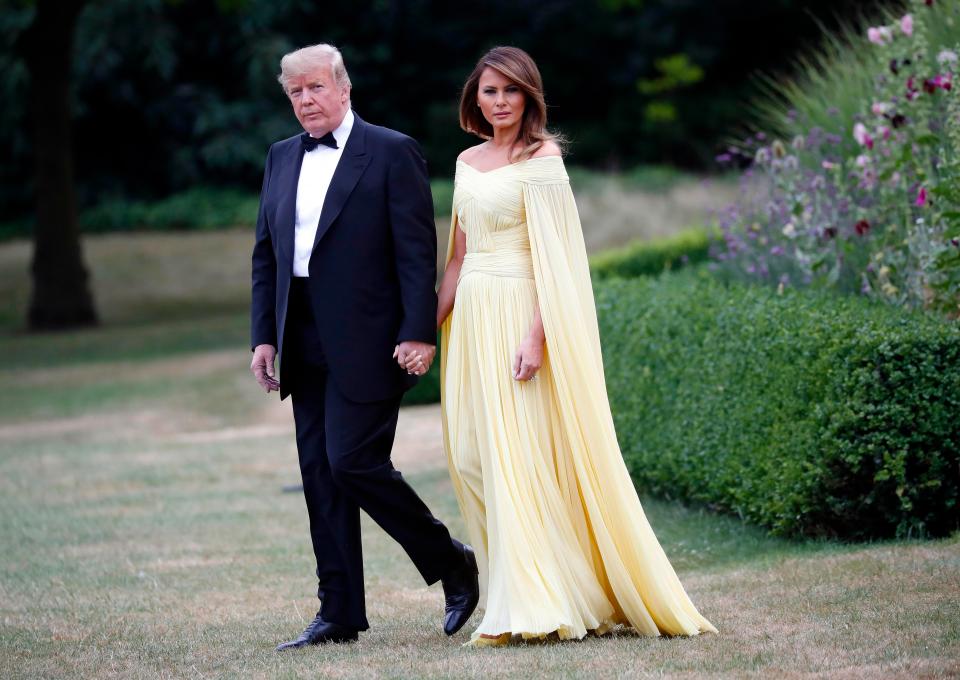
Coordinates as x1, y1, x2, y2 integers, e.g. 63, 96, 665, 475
441, 540, 480, 636
275, 613, 358, 651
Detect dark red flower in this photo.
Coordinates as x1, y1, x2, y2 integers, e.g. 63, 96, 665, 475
890, 113, 907, 128
823, 226, 838, 239
855, 219, 870, 236
890, 59, 900, 75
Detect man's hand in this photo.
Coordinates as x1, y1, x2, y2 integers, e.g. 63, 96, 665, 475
393, 341, 436, 376
251, 343, 280, 393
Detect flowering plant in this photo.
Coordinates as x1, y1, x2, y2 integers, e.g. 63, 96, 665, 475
714, 0, 960, 316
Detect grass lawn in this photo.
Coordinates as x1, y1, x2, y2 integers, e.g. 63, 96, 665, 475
0, 232, 957, 678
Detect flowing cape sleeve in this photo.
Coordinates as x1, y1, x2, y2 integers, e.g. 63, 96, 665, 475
521, 161, 716, 636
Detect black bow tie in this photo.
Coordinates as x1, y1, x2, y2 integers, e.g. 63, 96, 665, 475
301, 131, 338, 151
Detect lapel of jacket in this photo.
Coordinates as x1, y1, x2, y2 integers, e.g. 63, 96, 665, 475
277, 139, 306, 270
313, 112, 371, 250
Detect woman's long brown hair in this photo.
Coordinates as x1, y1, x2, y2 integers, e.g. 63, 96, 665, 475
458, 46, 562, 161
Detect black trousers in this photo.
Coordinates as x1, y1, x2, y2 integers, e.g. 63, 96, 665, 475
282, 278, 458, 630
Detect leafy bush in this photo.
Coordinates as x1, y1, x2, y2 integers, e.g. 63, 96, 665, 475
590, 228, 715, 280
81, 187, 261, 233
717, 0, 960, 315
598, 269, 960, 539
0, 178, 457, 241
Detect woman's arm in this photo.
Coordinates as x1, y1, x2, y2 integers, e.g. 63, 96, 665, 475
436, 223, 467, 328
513, 140, 561, 381
513, 305, 545, 382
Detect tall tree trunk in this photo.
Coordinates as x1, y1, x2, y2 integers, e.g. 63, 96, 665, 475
25, 0, 97, 331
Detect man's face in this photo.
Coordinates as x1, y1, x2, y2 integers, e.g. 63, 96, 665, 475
286, 65, 350, 137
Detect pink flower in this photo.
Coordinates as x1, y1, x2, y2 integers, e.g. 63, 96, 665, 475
901, 14, 913, 36
879, 126, 892, 141
868, 27, 885, 45
916, 186, 928, 206
853, 122, 874, 148
872, 101, 891, 116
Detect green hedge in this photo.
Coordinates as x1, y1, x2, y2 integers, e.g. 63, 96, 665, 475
2, 180, 458, 242
597, 270, 960, 539
589, 228, 715, 280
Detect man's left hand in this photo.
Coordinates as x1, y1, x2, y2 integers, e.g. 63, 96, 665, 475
393, 341, 436, 375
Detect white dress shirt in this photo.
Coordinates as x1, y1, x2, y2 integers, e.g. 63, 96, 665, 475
293, 108, 355, 277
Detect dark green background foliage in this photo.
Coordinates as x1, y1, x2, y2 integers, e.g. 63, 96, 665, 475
596, 271, 960, 539
1, 0, 887, 221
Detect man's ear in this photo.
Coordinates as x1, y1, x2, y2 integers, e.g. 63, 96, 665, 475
342, 86, 351, 104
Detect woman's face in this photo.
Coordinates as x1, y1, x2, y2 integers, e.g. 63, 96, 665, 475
477, 67, 526, 135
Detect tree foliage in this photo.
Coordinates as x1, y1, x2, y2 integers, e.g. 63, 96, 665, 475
1, 0, 889, 221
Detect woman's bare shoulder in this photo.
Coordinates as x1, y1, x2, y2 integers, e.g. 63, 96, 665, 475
457, 143, 487, 163
531, 140, 563, 158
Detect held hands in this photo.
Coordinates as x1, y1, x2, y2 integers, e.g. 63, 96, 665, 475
394, 341, 436, 376
513, 334, 544, 382
251, 344, 280, 393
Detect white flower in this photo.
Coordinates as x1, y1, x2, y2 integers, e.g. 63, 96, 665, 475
938, 49, 958, 66
871, 101, 892, 116
782, 222, 797, 238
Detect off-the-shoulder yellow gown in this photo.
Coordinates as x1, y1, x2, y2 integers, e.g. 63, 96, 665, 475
439, 155, 716, 646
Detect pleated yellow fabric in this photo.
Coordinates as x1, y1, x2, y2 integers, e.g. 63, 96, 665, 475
440, 155, 717, 645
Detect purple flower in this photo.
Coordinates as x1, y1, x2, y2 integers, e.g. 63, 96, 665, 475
916, 186, 928, 206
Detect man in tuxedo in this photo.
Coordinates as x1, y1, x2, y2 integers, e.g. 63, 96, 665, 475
249, 44, 478, 650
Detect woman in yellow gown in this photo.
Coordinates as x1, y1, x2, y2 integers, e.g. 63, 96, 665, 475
424, 46, 717, 645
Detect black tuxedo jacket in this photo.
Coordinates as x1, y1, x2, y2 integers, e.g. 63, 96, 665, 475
250, 113, 438, 403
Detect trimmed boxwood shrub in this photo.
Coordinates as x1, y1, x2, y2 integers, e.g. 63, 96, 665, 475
597, 269, 960, 539
589, 228, 715, 280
